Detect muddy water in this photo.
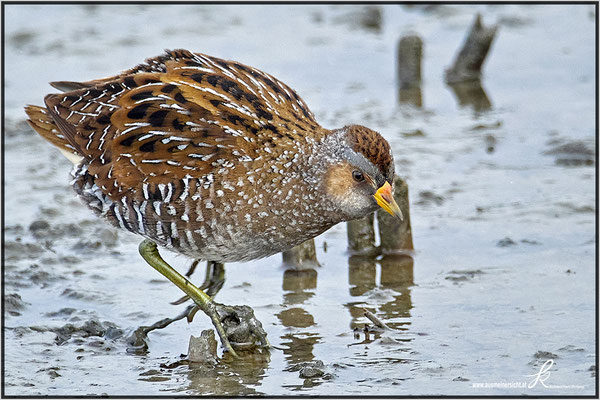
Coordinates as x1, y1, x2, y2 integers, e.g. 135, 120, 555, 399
3, 4, 596, 396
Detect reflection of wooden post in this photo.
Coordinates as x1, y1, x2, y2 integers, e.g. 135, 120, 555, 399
282, 239, 319, 268
359, 6, 382, 32
347, 214, 379, 256
282, 269, 317, 292
447, 80, 492, 111
397, 35, 423, 107
445, 13, 498, 84
377, 177, 414, 253
379, 254, 414, 326
348, 255, 377, 297
379, 254, 414, 288
282, 268, 317, 305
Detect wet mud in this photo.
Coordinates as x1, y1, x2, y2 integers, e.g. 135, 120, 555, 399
3, 3, 596, 396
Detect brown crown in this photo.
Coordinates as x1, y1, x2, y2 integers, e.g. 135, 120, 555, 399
345, 125, 394, 182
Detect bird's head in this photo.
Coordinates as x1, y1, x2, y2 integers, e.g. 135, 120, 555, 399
320, 125, 403, 221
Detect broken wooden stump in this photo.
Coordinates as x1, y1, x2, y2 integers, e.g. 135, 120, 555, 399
445, 14, 497, 111
377, 176, 414, 254
347, 176, 414, 255
347, 214, 379, 256
282, 239, 319, 268
445, 13, 498, 84
397, 34, 423, 107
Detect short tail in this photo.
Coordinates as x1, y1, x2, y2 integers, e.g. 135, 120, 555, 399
24, 104, 84, 164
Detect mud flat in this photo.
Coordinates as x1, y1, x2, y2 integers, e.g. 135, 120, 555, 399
3, 4, 596, 396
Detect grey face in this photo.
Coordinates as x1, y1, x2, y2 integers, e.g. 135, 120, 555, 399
342, 147, 388, 192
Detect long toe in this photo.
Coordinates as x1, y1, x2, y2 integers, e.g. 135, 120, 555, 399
214, 303, 269, 350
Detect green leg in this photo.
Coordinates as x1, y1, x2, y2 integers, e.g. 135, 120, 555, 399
204, 261, 225, 297
171, 260, 225, 305
138, 239, 239, 358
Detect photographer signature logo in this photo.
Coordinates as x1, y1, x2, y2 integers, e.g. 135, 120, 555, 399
526, 359, 554, 388
525, 359, 585, 390
471, 359, 585, 390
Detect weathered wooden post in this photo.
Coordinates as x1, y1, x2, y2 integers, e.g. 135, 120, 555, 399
347, 214, 379, 256
282, 239, 319, 268
377, 176, 414, 253
445, 14, 498, 112
397, 34, 423, 107
445, 13, 498, 84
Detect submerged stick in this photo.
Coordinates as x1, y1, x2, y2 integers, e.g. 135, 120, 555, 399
363, 308, 391, 330
445, 13, 498, 84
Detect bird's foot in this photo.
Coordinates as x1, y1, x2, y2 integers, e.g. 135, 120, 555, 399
214, 302, 270, 350
138, 240, 268, 358
185, 301, 269, 353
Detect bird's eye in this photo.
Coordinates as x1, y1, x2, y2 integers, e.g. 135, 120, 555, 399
352, 170, 365, 182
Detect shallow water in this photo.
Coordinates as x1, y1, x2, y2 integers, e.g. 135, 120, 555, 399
3, 4, 597, 396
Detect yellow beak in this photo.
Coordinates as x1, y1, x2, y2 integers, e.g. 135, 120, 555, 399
373, 181, 403, 221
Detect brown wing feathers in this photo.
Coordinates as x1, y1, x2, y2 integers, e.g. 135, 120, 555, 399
25, 49, 325, 202
24, 105, 74, 154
